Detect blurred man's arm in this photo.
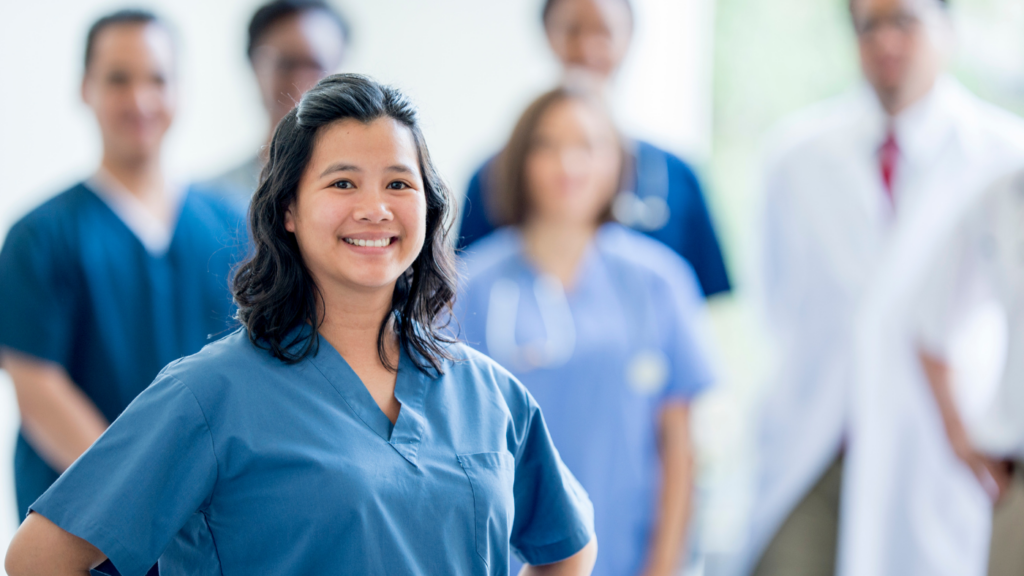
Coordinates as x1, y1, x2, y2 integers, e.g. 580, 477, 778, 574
2, 349, 108, 472
918, 349, 1010, 501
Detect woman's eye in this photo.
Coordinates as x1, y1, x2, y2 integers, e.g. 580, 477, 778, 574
331, 180, 354, 189
386, 181, 409, 190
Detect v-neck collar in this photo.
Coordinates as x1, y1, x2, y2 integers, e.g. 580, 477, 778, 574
308, 330, 429, 467
84, 169, 188, 257
510, 225, 604, 297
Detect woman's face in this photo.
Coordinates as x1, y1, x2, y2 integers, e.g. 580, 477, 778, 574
285, 117, 427, 296
524, 98, 621, 227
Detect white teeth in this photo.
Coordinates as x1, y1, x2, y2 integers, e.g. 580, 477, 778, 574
345, 237, 392, 247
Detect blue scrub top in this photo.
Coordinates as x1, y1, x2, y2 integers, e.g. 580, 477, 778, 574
0, 182, 246, 520
30, 328, 594, 576
458, 140, 732, 297
456, 224, 714, 576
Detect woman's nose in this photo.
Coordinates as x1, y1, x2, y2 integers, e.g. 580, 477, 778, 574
353, 189, 394, 222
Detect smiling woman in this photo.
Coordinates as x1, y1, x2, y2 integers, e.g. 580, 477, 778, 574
235, 74, 454, 375
4, 74, 597, 576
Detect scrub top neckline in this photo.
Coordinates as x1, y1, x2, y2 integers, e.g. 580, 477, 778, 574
83, 171, 189, 258
308, 330, 429, 467
511, 225, 611, 297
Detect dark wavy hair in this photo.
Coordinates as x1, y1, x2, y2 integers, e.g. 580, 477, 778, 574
232, 73, 458, 374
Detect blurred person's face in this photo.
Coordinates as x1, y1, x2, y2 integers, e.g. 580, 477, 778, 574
524, 98, 621, 227
252, 10, 347, 131
285, 118, 426, 295
852, 0, 949, 113
81, 22, 176, 164
545, 0, 633, 86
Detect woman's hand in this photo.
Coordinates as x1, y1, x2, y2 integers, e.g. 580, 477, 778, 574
5, 512, 106, 576
519, 537, 598, 576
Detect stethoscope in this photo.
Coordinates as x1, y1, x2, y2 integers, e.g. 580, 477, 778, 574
484, 244, 671, 395
611, 142, 672, 232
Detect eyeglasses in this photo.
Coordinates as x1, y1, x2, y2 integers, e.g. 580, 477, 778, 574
854, 11, 921, 38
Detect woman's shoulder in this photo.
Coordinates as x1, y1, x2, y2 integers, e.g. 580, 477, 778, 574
156, 327, 271, 399
441, 342, 535, 408
443, 341, 513, 380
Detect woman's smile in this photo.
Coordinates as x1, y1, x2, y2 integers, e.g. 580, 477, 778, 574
342, 234, 398, 250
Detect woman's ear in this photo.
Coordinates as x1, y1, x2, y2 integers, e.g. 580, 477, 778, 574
284, 202, 297, 233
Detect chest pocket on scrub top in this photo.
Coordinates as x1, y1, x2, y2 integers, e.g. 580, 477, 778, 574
458, 451, 516, 567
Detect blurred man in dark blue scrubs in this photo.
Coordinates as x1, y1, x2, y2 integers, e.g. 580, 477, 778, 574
458, 0, 731, 298
0, 13, 245, 573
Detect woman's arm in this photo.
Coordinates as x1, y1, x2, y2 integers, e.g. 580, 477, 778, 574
5, 512, 107, 576
519, 538, 597, 576
3, 350, 109, 471
639, 402, 694, 576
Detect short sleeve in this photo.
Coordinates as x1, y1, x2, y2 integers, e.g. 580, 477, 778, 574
509, 391, 595, 566
0, 219, 77, 366
659, 257, 716, 402
30, 374, 219, 576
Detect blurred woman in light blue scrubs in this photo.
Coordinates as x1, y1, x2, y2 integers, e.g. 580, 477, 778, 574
4, 75, 596, 576
457, 88, 714, 576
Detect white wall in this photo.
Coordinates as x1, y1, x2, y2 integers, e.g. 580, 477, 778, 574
0, 0, 712, 555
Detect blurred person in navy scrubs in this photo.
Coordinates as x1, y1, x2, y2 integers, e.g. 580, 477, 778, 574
209, 0, 349, 197
0, 10, 245, 573
458, 0, 731, 298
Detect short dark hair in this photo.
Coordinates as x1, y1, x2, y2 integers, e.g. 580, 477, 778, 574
84, 8, 166, 70
233, 74, 458, 374
247, 0, 350, 61
542, 0, 634, 27
488, 87, 624, 227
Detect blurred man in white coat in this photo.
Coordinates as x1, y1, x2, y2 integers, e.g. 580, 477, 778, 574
742, 0, 1024, 574
845, 168, 1024, 576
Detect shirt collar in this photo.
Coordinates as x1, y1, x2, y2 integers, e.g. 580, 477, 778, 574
865, 75, 962, 166
84, 168, 187, 257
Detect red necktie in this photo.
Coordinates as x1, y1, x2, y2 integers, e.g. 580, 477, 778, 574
879, 129, 899, 206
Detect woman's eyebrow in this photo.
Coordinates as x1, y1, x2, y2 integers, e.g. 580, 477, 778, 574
319, 163, 360, 178
385, 165, 416, 175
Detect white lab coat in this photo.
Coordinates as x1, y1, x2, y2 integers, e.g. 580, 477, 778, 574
843, 168, 1024, 576
916, 171, 1024, 460
742, 76, 1024, 576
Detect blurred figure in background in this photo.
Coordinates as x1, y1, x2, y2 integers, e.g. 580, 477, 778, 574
743, 0, 1024, 574
844, 165, 1024, 576
913, 172, 1024, 576
0, 7, 244, 565
457, 87, 714, 576
209, 0, 349, 197
458, 0, 731, 299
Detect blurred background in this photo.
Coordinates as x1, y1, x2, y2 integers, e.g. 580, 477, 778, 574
1, 0, 1024, 571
